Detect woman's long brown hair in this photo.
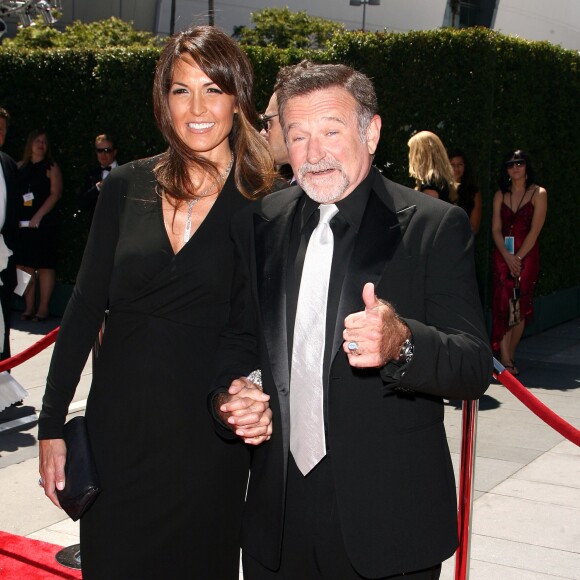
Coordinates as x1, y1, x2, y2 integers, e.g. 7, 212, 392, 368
153, 25, 276, 202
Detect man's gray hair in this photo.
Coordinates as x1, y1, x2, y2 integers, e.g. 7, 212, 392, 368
275, 61, 378, 142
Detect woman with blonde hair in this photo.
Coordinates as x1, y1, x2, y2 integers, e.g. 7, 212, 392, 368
408, 130, 457, 203
38, 25, 275, 579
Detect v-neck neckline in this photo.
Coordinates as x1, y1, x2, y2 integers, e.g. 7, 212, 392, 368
157, 174, 230, 257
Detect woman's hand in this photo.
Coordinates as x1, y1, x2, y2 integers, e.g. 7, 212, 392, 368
219, 377, 272, 445
28, 214, 42, 229
39, 439, 67, 509
504, 253, 522, 278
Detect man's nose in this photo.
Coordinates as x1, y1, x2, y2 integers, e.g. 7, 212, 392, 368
306, 137, 324, 164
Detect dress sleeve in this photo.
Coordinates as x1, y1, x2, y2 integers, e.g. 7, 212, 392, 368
38, 173, 124, 439
208, 209, 260, 437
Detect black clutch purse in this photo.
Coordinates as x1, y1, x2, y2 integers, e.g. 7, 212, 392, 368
56, 416, 102, 521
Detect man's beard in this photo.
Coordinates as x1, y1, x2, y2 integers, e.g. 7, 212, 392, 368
297, 159, 350, 204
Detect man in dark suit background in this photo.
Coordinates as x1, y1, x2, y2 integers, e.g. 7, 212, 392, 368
213, 63, 492, 579
77, 133, 118, 220
0, 107, 19, 360
259, 91, 294, 183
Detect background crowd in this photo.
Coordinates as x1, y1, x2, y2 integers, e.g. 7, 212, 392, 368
0, 106, 548, 367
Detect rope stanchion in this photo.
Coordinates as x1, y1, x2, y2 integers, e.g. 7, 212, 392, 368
0, 327, 59, 373
455, 399, 479, 580
493, 358, 580, 446
454, 357, 579, 580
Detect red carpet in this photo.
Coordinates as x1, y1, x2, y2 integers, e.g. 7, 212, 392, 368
0, 531, 82, 579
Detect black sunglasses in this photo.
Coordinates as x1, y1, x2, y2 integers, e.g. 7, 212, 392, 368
259, 113, 279, 133
96, 147, 114, 154
505, 159, 525, 168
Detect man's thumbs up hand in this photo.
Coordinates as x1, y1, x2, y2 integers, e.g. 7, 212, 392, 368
343, 283, 411, 368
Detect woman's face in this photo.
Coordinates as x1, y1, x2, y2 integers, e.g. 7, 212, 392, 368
506, 158, 526, 180
450, 156, 465, 181
168, 54, 237, 161
31, 134, 48, 160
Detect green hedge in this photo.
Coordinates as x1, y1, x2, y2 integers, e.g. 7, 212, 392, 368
1, 28, 578, 305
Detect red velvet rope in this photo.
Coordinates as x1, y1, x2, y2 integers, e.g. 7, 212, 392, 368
494, 361, 580, 446
0, 327, 60, 373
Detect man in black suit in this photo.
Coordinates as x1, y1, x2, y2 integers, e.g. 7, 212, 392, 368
213, 63, 491, 579
259, 91, 294, 183
0, 107, 19, 360
77, 133, 118, 219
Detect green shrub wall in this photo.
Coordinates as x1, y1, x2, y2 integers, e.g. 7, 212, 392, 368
1, 28, 578, 304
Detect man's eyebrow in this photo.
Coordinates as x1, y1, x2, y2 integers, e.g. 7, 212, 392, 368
287, 115, 347, 130
321, 115, 347, 125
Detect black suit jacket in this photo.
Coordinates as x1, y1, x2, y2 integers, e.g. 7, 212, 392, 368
0, 150, 18, 292
78, 165, 119, 218
214, 168, 492, 578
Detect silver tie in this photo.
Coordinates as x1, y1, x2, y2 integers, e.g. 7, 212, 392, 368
290, 203, 339, 475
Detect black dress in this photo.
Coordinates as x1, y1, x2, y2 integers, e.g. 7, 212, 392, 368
38, 156, 251, 579
456, 182, 478, 219
16, 159, 60, 268
419, 181, 450, 203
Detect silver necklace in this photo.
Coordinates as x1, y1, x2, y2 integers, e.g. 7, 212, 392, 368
183, 153, 234, 243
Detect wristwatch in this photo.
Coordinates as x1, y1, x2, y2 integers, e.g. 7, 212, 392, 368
396, 338, 414, 365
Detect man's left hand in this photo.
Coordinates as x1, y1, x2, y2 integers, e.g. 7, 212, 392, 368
343, 282, 409, 368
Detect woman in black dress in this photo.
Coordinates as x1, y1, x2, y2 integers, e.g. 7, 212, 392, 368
448, 149, 482, 234
407, 130, 457, 203
16, 129, 62, 321
38, 26, 276, 579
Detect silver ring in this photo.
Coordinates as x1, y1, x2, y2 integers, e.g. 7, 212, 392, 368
38, 477, 44, 487
347, 341, 359, 352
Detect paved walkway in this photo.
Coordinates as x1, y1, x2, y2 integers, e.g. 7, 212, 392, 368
1, 315, 579, 579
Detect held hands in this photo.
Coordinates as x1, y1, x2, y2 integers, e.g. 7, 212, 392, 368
38, 438, 66, 509
504, 253, 522, 278
219, 378, 272, 445
343, 282, 409, 368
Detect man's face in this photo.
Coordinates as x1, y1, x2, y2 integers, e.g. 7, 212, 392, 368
283, 87, 380, 204
0, 117, 7, 148
260, 93, 289, 166
95, 139, 117, 168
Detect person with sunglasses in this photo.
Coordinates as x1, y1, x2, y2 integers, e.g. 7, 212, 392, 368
77, 133, 119, 220
259, 92, 294, 182
491, 150, 547, 375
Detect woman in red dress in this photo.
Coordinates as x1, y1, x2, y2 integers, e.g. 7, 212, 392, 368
491, 150, 547, 374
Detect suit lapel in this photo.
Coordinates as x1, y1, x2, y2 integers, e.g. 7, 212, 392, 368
255, 188, 302, 398
255, 188, 303, 461
331, 173, 417, 356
